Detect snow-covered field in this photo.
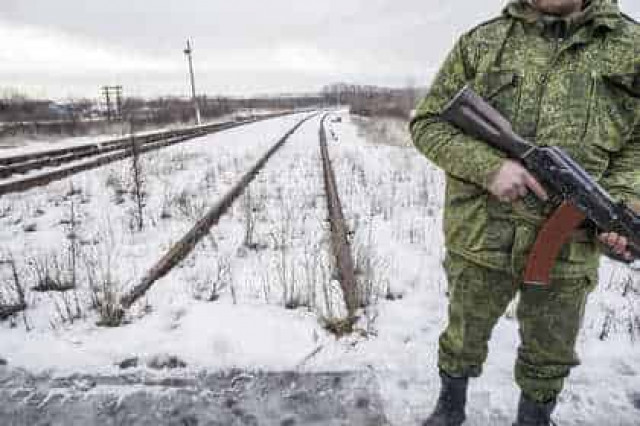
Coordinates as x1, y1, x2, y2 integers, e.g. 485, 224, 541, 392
0, 114, 247, 156
315, 115, 640, 425
0, 112, 638, 425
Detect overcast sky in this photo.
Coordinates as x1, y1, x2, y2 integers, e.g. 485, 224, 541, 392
1, 0, 639, 100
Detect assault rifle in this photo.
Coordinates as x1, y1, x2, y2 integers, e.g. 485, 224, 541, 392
440, 86, 640, 286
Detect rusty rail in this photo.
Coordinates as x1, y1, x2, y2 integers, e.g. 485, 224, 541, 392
119, 114, 318, 309
318, 114, 358, 318
0, 112, 292, 197
0, 303, 26, 321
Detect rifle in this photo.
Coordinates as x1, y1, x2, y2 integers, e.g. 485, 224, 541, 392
440, 85, 640, 286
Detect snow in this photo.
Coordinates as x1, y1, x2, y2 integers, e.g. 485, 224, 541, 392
311, 114, 640, 425
0, 114, 311, 301
0, 114, 240, 158
0, 112, 638, 425
0, 300, 323, 374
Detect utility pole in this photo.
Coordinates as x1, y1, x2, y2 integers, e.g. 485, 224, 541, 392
101, 86, 112, 121
101, 85, 123, 121
114, 85, 123, 119
183, 39, 202, 125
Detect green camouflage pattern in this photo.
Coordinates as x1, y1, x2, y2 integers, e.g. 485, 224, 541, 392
440, 253, 596, 402
410, 0, 640, 278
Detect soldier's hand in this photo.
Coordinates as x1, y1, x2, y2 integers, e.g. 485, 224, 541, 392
488, 160, 549, 203
598, 232, 632, 261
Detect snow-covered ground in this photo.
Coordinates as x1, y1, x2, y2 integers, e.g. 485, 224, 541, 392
0, 114, 246, 156
0, 123, 179, 156
314, 114, 640, 425
0, 112, 638, 425
0, 113, 313, 327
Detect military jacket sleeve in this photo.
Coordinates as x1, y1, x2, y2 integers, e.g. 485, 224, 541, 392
600, 116, 640, 212
410, 34, 505, 189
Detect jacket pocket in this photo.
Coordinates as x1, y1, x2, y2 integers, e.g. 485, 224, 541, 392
556, 240, 599, 265
446, 176, 485, 206
443, 177, 489, 252
473, 69, 522, 123
580, 71, 599, 142
591, 69, 640, 150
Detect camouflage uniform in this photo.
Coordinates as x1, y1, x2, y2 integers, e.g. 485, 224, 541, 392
410, 0, 640, 403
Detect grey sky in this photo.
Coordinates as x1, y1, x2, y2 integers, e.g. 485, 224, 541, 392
1, 1, 638, 100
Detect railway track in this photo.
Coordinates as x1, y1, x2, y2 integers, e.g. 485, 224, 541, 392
318, 114, 358, 318
0, 112, 291, 197
119, 112, 358, 322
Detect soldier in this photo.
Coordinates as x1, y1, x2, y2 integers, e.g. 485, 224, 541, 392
410, 0, 640, 425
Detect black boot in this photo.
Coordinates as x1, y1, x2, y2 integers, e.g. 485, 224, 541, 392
422, 371, 468, 426
513, 393, 557, 426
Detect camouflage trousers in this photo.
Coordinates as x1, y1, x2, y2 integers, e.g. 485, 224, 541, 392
438, 252, 596, 403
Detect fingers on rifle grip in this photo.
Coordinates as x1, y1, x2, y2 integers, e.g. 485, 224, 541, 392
524, 172, 548, 201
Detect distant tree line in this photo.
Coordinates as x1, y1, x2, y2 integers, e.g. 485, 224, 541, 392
0, 84, 425, 139
321, 83, 426, 120
0, 92, 326, 139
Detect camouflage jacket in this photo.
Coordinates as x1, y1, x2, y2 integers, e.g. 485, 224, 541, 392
410, 0, 640, 278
